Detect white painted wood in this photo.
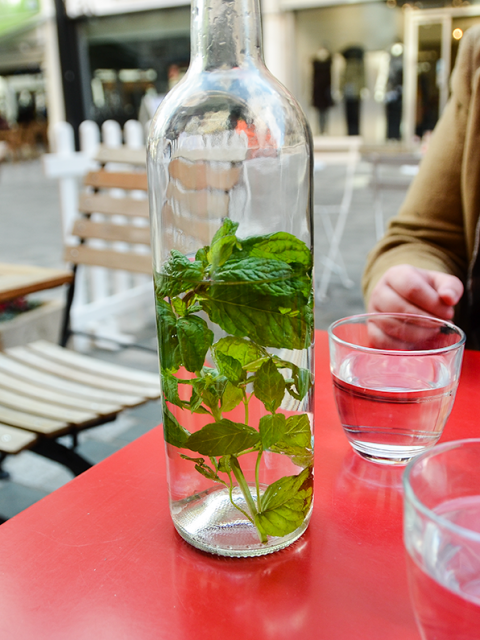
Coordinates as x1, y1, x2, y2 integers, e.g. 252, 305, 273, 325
44, 119, 154, 350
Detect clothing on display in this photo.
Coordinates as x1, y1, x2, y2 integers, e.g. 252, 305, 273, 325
340, 46, 365, 136
312, 47, 334, 134
385, 43, 403, 140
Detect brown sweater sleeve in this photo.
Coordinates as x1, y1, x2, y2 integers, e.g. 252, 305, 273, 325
361, 26, 479, 306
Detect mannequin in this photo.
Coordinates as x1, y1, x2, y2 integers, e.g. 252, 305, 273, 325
385, 42, 403, 140
311, 47, 334, 134
340, 45, 365, 136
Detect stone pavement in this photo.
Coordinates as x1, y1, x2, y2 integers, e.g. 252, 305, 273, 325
0, 154, 411, 520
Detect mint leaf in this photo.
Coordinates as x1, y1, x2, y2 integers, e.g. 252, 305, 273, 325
270, 443, 313, 467
161, 370, 184, 408
283, 414, 312, 448
259, 413, 286, 449
200, 258, 313, 349
237, 232, 313, 268
186, 419, 260, 456
195, 246, 210, 266
255, 467, 313, 537
221, 381, 244, 412
194, 462, 222, 482
156, 300, 181, 371
156, 250, 205, 298
211, 218, 239, 245
294, 368, 313, 401
177, 315, 214, 373
208, 235, 238, 272
212, 257, 311, 300
215, 351, 245, 384
162, 402, 191, 448
269, 414, 313, 464
254, 359, 286, 412
213, 336, 266, 367
218, 455, 232, 473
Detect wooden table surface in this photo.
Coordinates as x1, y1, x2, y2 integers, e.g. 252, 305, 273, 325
0, 331, 477, 640
0, 262, 72, 303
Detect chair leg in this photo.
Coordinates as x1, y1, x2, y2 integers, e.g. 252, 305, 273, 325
31, 439, 92, 476
0, 453, 10, 480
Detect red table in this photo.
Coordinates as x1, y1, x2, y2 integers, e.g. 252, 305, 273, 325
0, 331, 477, 640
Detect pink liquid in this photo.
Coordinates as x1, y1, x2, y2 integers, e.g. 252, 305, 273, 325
406, 554, 480, 640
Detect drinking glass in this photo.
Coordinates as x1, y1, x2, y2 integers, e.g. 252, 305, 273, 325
328, 313, 465, 465
403, 439, 480, 640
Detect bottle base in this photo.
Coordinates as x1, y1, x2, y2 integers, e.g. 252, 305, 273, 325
171, 485, 311, 558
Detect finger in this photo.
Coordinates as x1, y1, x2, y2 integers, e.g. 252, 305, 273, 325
428, 272, 464, 306
386, 267, 455, 319
367, 315, 444, 349
368, 281, 441, 318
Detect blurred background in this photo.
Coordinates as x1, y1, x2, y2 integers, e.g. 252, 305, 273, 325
0, 0, 478, 154
0, 0, 478, 517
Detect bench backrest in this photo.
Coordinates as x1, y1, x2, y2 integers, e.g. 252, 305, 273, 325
64, 158, 151, 275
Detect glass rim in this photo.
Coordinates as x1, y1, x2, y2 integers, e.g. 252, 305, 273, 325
327, 312, 466, 356
403, 438, 480, 544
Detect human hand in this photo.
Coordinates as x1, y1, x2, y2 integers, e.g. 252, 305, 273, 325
367, 265, 464, 321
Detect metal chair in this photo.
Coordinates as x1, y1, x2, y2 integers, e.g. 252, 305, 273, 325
313, 135, 362, 301
367, 151, 421, 240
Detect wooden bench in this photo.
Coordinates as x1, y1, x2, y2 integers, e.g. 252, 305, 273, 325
0, 147, 160, 479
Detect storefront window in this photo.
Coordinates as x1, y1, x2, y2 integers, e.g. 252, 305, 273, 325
81, 7, 190, 129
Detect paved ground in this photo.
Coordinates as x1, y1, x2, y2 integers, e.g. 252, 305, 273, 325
0, 153, 412, 520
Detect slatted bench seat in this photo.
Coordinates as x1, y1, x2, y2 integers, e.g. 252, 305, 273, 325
0, 146, 160, 483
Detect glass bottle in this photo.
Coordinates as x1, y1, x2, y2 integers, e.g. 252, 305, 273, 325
147, 0, 314, 557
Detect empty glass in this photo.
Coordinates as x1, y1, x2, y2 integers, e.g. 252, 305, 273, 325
403, 439, 480, 639
328, 313, 465, 465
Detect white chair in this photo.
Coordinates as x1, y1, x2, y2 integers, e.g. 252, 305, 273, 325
313, 136, 362, 301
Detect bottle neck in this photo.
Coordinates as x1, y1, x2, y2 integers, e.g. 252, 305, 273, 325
190, 0, 264, 71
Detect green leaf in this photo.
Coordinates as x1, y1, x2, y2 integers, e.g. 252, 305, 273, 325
161, 370, 184, 408
210, 218, 239, 245
188, 387, 210, 414
221, 381, 244, 413
259, 413, 286, 449
253, 359, 286, 412
162, 402, 191, 448
200, 258, 313, 350
208, 235, 238, 272
177, 315, 214, 373
218, 455, 232, 473
171, 297, 187, 317
156, 300, 181, 371
180, 454, 206, 464
155, 250, 205, 298
180, 455, 223, 483
195, 246, 210, 266
194, 463, 221, 482
283, 414, 312, 448
255, 467, 313, 537
213, 336, 266, 367
186, 419, 261, 456
238, 232, 313, 268
294, 368, 313, 401
215, 351, 245, 385
270, 443, 313, 468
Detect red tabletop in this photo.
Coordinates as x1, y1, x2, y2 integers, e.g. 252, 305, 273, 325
0, 331, 478, 640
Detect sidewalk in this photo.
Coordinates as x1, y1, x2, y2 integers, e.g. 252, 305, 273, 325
0, 155, 409, 519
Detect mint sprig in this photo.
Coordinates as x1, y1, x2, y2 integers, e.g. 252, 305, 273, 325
155, 219, 314, 543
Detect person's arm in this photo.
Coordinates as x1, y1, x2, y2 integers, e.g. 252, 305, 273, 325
362, 27, 479, 316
